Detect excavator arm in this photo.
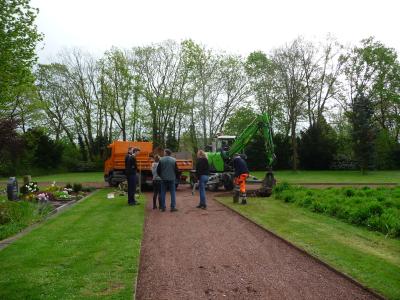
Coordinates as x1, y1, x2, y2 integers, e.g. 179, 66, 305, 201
225, 113, 275, 168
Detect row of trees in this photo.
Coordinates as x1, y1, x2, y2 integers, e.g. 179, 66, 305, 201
1, 0, 399, 174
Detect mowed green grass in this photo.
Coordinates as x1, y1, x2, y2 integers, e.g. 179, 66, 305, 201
0, 172, 104, 183
218, 196, 400, 300
252, 170, 400, 184
0, 189, 145, 299
2, 170, 399, 185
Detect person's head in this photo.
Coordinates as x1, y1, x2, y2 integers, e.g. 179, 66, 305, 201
132, 147, 140, 155
197, 149, 207, 159
164, 149, 172, 156
154, 154, 160, 162
128, 147, 134, 154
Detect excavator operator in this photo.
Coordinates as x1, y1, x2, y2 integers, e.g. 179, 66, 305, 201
233, 153, 249, 204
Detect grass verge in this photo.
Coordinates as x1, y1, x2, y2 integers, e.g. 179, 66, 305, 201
217, 196, 400, 300
251, 170, 400, 184
0, 189, 145, 299
0, 172, 104, 183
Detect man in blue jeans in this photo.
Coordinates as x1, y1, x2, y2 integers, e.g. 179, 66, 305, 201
157, 149, 179, 212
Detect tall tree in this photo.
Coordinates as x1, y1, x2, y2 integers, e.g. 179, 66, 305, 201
245, 51, 283, 130
299, 37, 345, 127
350, 94, 375, 173
0, 0, 43, 117
272, 39, 306, 170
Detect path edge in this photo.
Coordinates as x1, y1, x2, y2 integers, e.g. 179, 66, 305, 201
214, 194, 386, 300
133, 193, 148, 300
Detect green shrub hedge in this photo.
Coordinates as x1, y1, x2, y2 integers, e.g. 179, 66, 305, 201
273, 183, 400, 238
0, 198, 52, 240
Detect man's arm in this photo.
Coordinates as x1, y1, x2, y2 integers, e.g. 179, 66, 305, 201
157, 161, 162, 177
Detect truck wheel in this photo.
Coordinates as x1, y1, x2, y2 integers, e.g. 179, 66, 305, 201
208, 183, 218, 192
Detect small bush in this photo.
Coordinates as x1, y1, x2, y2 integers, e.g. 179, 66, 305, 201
344, 188, 355, 197
20, 182, 39, 195
0, 200, 52, 240
274, 182, 291, 193
72, 183, 82, 193
81, 186, 95, 193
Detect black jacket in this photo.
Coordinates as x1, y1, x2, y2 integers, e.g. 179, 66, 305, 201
196, 157, 210, 177
125, 154, 138, 176
233, 156, 249, 177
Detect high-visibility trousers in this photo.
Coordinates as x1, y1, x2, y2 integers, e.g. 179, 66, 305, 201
234, 173, 249, 193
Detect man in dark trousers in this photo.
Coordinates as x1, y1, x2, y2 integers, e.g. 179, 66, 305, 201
157, 149, 179, 212
125, 147, 140, 206
233, 153, 249, 204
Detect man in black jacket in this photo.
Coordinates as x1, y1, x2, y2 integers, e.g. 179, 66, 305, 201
125, 147, 140, 206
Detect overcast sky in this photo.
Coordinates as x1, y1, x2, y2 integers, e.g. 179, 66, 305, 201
32, 0, 400, 62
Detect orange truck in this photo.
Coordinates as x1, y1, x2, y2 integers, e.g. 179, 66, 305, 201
104, 141, 193, 187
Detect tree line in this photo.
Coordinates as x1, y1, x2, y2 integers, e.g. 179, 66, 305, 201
1, 0, 399, 175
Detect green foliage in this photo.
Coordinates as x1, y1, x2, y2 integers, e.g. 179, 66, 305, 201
21, 128, 64, 171
272, 133, 291, 169
350, 94, 375, 173
72, 183, 82, 193
20, 181, 39, 195
0, 0, 43, 115
52, 191, 72, 200
374, 129, 400, 169
274, 184, 400, 237
0, 118, 24, 175
0, 199, 52, 240
299, 120, 338, 169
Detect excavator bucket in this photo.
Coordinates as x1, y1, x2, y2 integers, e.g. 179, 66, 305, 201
256, 170, 276, 197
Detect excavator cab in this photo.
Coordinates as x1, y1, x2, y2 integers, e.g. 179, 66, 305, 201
212, 135, 236, 152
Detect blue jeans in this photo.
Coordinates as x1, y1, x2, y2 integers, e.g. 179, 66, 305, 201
199, 175, 209, 206
161, 180, 176, 209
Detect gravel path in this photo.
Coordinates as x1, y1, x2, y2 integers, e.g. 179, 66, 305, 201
135, 187, 379, 300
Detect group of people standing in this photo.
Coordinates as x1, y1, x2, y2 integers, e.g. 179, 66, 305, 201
125, 146, 249, 210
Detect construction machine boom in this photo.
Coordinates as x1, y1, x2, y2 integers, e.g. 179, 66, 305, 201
192, 113, 276, 196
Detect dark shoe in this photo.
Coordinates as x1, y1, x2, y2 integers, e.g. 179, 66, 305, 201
161, 208, 166, 212
241, 199, 247, 205
153, 206, 157, 210
201, 205, 207, 209
196, 204, 203, 208
170, 208, 178, 212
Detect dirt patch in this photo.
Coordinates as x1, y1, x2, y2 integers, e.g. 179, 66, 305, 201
135, 186, 379, 300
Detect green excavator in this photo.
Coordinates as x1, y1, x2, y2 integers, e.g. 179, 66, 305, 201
190, 113, 276, 196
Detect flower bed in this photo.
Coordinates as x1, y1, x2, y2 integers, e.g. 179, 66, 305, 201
0, 182, 96, 240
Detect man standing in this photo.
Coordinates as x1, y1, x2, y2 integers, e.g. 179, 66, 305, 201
233, 154, 249, 204
125, 147, 140, 206
157, 149, 178, 212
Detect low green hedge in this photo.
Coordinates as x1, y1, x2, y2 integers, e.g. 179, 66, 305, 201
274, 183, 400, 238
0, 198, 52, 240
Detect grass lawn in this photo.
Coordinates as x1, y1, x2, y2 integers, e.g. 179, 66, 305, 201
1, 170, 399, 185
0, 172, 104, 183
0, 189, 145, 299
251, 170, 400, 184
218, 196, 400, 300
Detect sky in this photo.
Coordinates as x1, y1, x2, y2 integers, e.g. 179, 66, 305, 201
32, 0, 400, 62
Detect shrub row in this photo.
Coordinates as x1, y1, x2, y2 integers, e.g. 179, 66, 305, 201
273, 183, 400, 238
0, 199, 52, 240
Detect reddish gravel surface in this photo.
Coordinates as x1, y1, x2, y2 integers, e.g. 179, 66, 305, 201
135, 187, 379, 300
